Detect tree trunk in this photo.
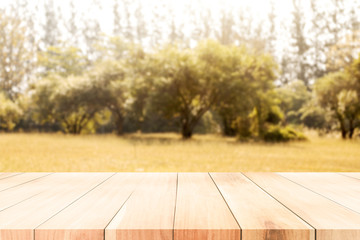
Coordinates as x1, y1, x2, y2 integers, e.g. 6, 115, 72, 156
115, 117, 124, 135
181, 124, 193, 139
349, 119, 354, 139
113, 110, 124, 135
256, 105, 265, 137
336, 111, 347, 139
339, 119, 347, 139
181, 118, 194, 139
222, 115, 236, 136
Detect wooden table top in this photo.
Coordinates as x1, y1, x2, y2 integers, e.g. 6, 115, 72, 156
0, 172, 359, 240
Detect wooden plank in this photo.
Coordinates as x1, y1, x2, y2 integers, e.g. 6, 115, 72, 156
341, 172, 360, 180
0, 173, 77, 212
0, 172, 50, 191
174, 173, 240, 240
245, 172, 360, 240
210, 173, 314, 240
279, 172, 360, 213
0, 173, 22, 180
106, 173, 177, 240
0, 173, 112, 240
36, 173, 144, 240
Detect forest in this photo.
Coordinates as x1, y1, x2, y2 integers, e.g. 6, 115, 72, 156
0, 0, 360, 141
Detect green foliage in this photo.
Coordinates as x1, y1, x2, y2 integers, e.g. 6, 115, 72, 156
0, 93, 23, 130
146, 40, 279, 139
263, 125, 306, 142
37, 46, 88, 77
31, 75, 110, 134
315, 69, 360, 139
233, 116, 252, 140
149, 42, 216, 138
276, 80, 311, 124
265, 105, 284, 124
0, 10, 33, 99
299, 100, 333, 129
89, 59, 129, 134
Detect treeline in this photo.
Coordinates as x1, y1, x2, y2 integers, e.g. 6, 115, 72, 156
0, 0, 360, 140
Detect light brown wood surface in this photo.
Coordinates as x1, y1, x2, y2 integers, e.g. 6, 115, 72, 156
36, 173, 144, 240
211, 173, 314, 240
0, 173, 80, 212
174, 173, 240, 240
0, 173, 360, 240
341, 172, 360, 180
279, 172, 360, 213
0, 173, 22, 180
245, 172, 360, 240
106, 173, 177, 240
0, 173, 112, 240
0, 172, 50, 191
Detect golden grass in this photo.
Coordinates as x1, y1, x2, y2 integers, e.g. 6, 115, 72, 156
0, 132, 359, 172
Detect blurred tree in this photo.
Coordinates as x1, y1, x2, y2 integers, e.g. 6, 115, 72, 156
248, 54, 279, 137
113, 0, 122, 36
149, 45, 201, 138
0, 92, 23, 131
266, 0, 277, 55
210, 44, 273, 136
31, 75, 110, 134
42, 0, 59, 48
326, 32, 360, 72
290, 0, 310, 88
89, 60, 128, 135
149, 40, 278, 139
37, 46, 88, 77
309, 0, 327, 79
149, 41, 227, 138
81, 0, 103, 61
315, 70, 360, 139
216, 9, 235, 45
0, 10, 33, 99
134, 0, 147, 45
299, 99, 332, 129
276, 80, 311, 124
65, 1, 80, 46
150, 2, 166, 47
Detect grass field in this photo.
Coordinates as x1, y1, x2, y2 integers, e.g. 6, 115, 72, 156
0, 132, 359, 172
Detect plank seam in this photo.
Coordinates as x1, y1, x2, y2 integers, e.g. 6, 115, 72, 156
0, 191, 45, 213
34, 172, 117, 231
241, 173, 317, 240
0, 172, 24, 181
0, 173, 53, 193
208, 172, 242, 240
103, 173, 146, 239
172, 172, 178, 240
338, 172, 360, 181
279, 173, 360, 215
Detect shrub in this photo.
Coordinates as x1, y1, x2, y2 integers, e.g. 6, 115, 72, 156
263, 126, 306, 142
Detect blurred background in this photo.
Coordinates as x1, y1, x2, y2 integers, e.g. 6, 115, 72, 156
0, 0, 359, 172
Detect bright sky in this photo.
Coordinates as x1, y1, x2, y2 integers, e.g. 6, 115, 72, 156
0, 0, 296, 55
0, 0, 294, 31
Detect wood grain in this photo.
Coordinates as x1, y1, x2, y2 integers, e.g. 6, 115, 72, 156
245, 172, 360, 240
279, 172, 360, 213
0, 173, 112, 240
174, 173, 240, 240
0, 172, 359, 240
36, 173, 144, 240
0, 173, 22, 180
0, 173, 76, 212
0, 172, 50, 191
211, 173, 314, 240
341, 172, 360, 180
106, 173, 177, 240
